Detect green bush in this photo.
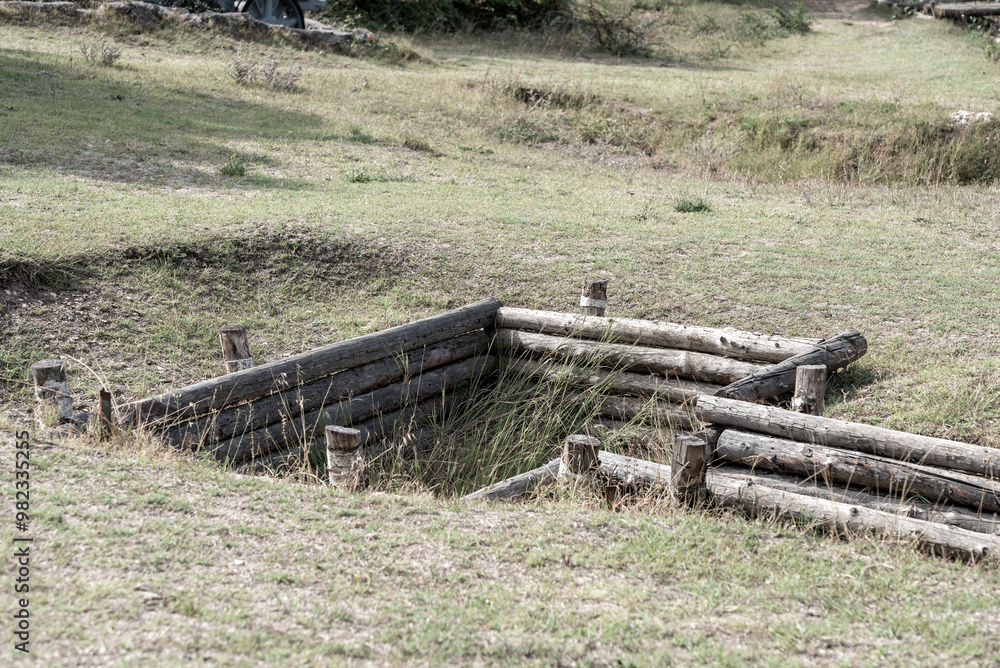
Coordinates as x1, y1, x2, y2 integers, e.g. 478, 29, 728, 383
323, 0, 574, 32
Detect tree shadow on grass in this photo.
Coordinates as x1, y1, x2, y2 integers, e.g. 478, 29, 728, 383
0, 49, 334, 191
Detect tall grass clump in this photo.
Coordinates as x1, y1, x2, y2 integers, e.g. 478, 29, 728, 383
365, 350, 677, 498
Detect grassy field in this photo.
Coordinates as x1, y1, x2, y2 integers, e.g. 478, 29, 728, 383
3, 0, 1000, 664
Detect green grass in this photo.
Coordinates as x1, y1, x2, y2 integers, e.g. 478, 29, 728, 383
5, 440, 1000, 665
4, 3, 1000, 664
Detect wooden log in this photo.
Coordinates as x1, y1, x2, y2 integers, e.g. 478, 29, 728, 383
672, 434, 706, 505
239, 397, 450, 475
461, 458, 562, 503
597, 451, 1000, 561
163, 330, 488, 448
219, 324, 254, 373
598, 395, 699, 430
932, 3, 1000, 19
496, 329, 766, 385
205, 355, 495, 465
715, 429, 1000, 514
715, 331, 867, 402
507, 358, 721, 404
695, 394, 1000, 479
326, 425, 363, 491
30, 359, 73, 426
713, 466, 1000, 536
357, 394, 457, 460
580, 279, 608, 317
321, 355, 494, 428
791, 364, 826, 416
120, 298, 501, 425
495, 307, 821, 363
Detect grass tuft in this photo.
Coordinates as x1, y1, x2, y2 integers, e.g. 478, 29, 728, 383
79, 37, 122, 66
219, 154, 248, 177
672, 196, 712, 213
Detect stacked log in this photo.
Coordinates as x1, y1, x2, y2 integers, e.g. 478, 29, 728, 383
495, 307, 866, 432
693, 394, 1000, 547
119, 299, 501, 468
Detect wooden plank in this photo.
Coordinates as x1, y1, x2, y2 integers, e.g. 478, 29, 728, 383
496, 329, 767, 385
696, 394, 1000, 479
120, 298, 501, 425
715, 331, 867, 401
597, 451, 1000, 561
716, 429, 1000, 514
163, 330, 488, 448
496, 307, 821, 363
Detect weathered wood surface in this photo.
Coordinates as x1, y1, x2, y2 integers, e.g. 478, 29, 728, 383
714, 466, 1000, 536
326, 426, 363, 490
163, 331, 487, 448
597, 451, 1000, 561
508, 358, 721, 403
357, 393, 459, 458
580, 279, 609, 317
30, 359, 73, 425
562, 435, 600, 479
696, 394, 1000, 479
715, 331, 866, 401
598, 395, 699, 430
219, 324, 254, 373
790, 364, 826, 416
496, 307, 820, 363
204, 355, 494, 465
120, 298, 501, 425
933, 3, 1000, 18
673, 434, 707, 505
100, 389, 113, 441
715, 429, 1000, 514
240, 396, 450, 475
461, 458, 563, 502
322, 356, 494, 428
496, 329, 766, 385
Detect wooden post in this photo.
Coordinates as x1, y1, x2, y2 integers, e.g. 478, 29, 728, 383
30, 359, 72, 427
560, 434, 600, 488
790, 364, 826, 416
604, 485, 621, 510
563, 434, 600, 474
325, 425, 363, 491
672, 434, 706, 506
99, 389, 113, 441
580, 279, 608, 317
219, 324, 254, 373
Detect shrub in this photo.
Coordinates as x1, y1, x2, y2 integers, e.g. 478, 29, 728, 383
323, 0, 574, 33
772, 3, 810, 34
585, 0, 662, 57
